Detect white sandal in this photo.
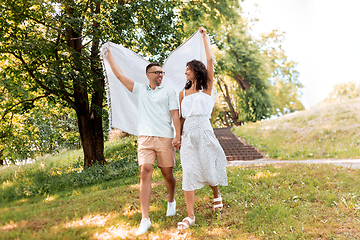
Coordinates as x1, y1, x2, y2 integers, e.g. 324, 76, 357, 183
177, 216, 195, 230
213, 196, 223, 210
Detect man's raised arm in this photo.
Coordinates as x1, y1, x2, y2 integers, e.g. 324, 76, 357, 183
106, 48, 135, 92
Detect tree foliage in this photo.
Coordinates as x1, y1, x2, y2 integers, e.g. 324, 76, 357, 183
209, 11, 304, 126
217, 26, 272, 124
0, 0, 305, 164
260, 29, 305, 116
0, 0, 186, 166
323, 81, 360, 102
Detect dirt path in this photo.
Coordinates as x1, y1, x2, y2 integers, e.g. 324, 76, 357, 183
227, 159, 360, 169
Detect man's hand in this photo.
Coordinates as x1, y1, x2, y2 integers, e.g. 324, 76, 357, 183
172, 136, 181, 150
170, 109, 181, 150
106, 46, 134, 92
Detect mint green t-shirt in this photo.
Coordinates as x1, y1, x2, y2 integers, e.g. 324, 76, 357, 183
132, 82, 178, 138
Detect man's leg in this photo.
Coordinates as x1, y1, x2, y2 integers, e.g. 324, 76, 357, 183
160, 167, 176, 202
156, 137, 177, 216
140, 163, 154, 219
136, 136, 156, 236
161, 166, 177, 216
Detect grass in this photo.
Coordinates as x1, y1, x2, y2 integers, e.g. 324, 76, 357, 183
1, 137, 360, 239
0, 137, 139, 203
233, 98, 360, 160
2, 100, 360, 239
1, 164, 360, 239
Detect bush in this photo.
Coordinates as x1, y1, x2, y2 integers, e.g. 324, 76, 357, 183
0, 137, 139, 203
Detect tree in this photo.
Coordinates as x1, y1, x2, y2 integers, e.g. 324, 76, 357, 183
217, 26, 272, 123
0, 99, 80, 165
259, 29, 305, 116
0, 55, 50, 164
208, 11, 304, 126
323, 81, 360, 102
176, 1, 273, 125
0, 0, 185, 166
1, 0, 305, 164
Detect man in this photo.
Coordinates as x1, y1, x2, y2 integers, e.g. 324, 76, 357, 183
106, 48, 181, 236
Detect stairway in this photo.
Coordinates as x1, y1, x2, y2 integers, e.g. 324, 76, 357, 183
213, 127, 265, 161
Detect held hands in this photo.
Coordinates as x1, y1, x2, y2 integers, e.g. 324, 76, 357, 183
172, 136, 181, 150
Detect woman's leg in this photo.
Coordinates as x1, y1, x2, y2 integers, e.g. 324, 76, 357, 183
178, 190, 196, 229
184, 190, 195, 219
210, 185, 222, 207
210, 185, 220, 197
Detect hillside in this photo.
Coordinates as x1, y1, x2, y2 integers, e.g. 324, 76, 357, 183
1, 109, 360, 239
233, 98, 360, 160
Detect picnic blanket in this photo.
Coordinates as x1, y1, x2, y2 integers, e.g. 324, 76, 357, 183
100, 30, 213, 135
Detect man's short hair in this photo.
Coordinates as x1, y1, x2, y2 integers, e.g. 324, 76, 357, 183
146, 63, 161, 73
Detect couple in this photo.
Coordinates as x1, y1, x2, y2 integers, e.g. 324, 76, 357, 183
106, 27, 228, 236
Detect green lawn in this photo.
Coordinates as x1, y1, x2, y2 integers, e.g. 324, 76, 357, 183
1, 136, 360, 239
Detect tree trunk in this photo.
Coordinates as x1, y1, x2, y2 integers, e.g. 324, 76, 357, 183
76, 107, 105, 167
222, 111, 230, 127
66, 1, 105, 167
0, 149, 4, 165
234, 72, 250, 91
217, 80, 243, 126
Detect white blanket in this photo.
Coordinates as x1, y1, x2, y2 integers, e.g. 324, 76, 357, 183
100, 30, 212, 135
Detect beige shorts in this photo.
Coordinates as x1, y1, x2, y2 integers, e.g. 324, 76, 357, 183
137, 136, 175, 167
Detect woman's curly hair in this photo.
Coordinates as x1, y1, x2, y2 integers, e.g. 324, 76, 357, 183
184, 60, 209, 91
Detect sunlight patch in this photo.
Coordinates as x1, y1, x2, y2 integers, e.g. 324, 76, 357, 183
1, 180, 13, 188
0, 220, 27, 232
251, 171, 279, 180
122, 205, 140, 217
128, 184, 140, 190
64, 214, 110, 228
14, 198, 28, 205
93, 223, 134, 239
70, 190, 82, 196
43, 195, 58, 202
208, 227, 226, 235
0, 222, 18, 231
93, 225, 188, 240
128, 181, 162, 191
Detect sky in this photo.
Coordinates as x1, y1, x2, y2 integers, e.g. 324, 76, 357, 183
241, 0, 360, 109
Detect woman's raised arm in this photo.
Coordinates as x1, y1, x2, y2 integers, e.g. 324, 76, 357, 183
199, 26, 213, 95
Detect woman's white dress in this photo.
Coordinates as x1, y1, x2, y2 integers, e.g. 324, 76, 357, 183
180, 91, 228, 191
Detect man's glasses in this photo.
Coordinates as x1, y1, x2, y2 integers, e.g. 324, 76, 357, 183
148, 71, 165, 75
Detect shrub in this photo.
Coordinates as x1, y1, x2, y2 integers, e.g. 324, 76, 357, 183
0, 137, 138, 202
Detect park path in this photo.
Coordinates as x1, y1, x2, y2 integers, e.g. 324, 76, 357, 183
214, 127, 360, 169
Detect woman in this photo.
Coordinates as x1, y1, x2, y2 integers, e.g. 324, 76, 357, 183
177, 26, 228, 230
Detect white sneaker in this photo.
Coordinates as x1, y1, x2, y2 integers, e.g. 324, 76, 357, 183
166, 199, 176, 216
135, 218, 151, 236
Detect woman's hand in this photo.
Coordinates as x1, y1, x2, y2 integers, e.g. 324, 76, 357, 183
172, 136, 181, 150
199, 26, 206, 37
